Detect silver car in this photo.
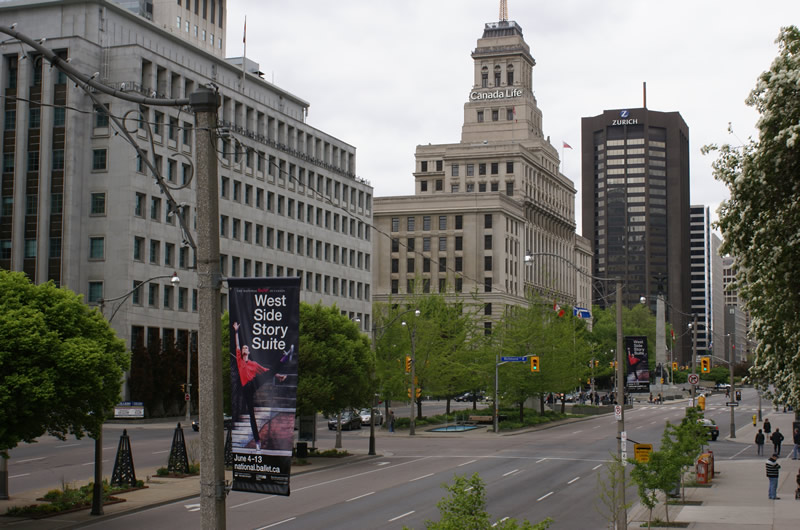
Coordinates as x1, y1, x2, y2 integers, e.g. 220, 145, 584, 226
359, 407, 383, 426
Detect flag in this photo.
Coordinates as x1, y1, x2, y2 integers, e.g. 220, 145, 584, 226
573, 307, 591, 319
553, 300, 565, 318
562, 141, 573, 149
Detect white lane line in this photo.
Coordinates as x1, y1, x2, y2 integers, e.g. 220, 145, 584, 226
152, 450, 169, 454
536, 458, 547, 463
16, 457, 45, 464
184, 503, 200, 512
593, 464, 603, 470
592, 425, 601, 429
257, 518, 296, 529
410, 473, 434, 482
649, 421, 657, 425
568, 476, 580, 484
388, 511, 415, 522
56, 444, 81, 449
81, 459, 109, 466
571, 430, 582, 434
492, 516, 510, 527
9, 473, 30, 479
729, 446, 751, 459
458, 459, 478, 467
502, 469, 519, 477
537, 491, 553, 501
377, 461, 390, 466
465, 486, 474, 491
346, 491, 375, 502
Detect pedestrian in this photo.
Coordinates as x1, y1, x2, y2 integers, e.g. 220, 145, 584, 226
766, 453, 781, 499
388, 409, 395, 433
792, 427, 800, 460
771, 428, 784, 456
755, 429, 765, 456
763, 418, 772, 434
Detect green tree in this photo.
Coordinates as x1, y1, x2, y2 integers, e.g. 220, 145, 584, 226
0, 270, 128, 455
704, 26, 800, 409
629, 448, 682, 526
297, 302, 373, 417
661, 407, 708, 500
421, 473, 552, 530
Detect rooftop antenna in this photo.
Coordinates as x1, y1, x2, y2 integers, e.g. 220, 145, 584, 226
500, 0, 508, 21
643, 81, 647, 109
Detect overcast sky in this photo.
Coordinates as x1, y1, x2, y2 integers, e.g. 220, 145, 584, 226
226, 1, 798, 236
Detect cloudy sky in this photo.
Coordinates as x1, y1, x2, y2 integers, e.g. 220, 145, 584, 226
226, 1, 797, 236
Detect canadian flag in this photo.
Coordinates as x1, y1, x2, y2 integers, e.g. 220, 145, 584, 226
553, 300, 565, 318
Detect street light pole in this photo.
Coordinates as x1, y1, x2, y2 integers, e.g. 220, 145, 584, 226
614, 279, 626, 529
401, 310, 421, 436
691, 314, 698, 407
727, 334, 736, 438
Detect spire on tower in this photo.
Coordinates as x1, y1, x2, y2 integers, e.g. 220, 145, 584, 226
499, 0, 508, 22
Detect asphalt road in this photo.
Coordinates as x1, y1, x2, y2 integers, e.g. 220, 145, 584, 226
8, 389, 770, 529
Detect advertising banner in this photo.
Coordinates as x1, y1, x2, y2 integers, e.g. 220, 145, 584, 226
229, 277, 299, 496
624, 335, 650, 392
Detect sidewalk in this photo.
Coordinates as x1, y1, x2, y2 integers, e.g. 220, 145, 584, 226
627, 405, 800, 529
0, 453, 377, 529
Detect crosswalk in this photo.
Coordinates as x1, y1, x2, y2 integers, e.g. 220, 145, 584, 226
633, 405, 760, 412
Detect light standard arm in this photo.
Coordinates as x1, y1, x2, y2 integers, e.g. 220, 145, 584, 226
99, 272, 180, 323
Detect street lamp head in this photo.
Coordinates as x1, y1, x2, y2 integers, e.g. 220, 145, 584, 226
524, 252, 533, 264
414, 309, 420, 317
170, 272, 180, 286
639, 296, 647, 304
401, 321, 407, 327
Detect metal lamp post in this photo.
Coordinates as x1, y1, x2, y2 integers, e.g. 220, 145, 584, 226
401, 310, 421, 435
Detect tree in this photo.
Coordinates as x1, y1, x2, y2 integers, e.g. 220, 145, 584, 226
422, 473, 551, 530
297, 302, 374, 417
629, 448, 682, 526
0, 270, 128, 455
704, 26, 800, 410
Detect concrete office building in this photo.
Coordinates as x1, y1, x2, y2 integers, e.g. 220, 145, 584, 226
374, 13, 591, 328
0, 0, 373, 365
710, 233, 725, 361
581, 108, 692, 363
689, 205, 711, 356
722, 256, 750, 362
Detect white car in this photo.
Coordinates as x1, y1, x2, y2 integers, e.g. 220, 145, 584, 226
359, 408, 383, 426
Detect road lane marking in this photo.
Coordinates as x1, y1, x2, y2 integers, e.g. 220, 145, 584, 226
592, 425, 601, 429
458, 459, 477, 467
502, 469, 519, 477
377, 461, 390, 466
571, 430, 582, 434
650, 421, 657, 425
56, 444, 81, 449
16, 457, 45, 464
537, 491, 553, 501
9, 473, 30, 479
257, 518, 296, 529
184, 503, 200, 512
730, 446, 751, 459
492, 516, 510, 526
152, 450, 169, 454
346, 492, 375, 502
465, 486, 473, 491
593, 464, 603, 470
568, 476, 580, 484
388, 511, 415, 522
410, 473, 434, 482
81, 459, 109, 466
536, 458, 547, 463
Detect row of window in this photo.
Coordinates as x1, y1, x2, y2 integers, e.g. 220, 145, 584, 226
389, 276, 494, 295
418, 161, 514, 177
477, 108, 515, 122
391, 213, 493, 232
390, 254, 494, 274
175, 17, 222, 49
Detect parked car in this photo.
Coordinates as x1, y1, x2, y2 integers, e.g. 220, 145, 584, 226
358, 408, 383, 426
455, 392, 485, 402
698, 418, 719, 441
327, 410, 362, 431
191, 415, 234, 432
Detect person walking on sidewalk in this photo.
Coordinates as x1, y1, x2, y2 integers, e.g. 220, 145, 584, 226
771, 428, 785, 456
763, 418, 772, 434
766, 453, 781, 499
755, 429, 766, 456
791, 427, 800, 459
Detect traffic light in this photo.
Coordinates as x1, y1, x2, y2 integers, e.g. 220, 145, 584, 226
701, 357, 710, 373
408, 387, 422, 398
595, 360, 600, 366
672, 362, 678, 371
180, 383, 186, 392
405, 356, 412, 373
530, 356, 540, 372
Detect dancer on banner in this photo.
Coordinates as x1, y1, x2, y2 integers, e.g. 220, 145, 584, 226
233, 322, 287, 451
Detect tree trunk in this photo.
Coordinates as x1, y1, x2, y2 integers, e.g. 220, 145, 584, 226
518, 402, 524, 423
446, 398, 451, 415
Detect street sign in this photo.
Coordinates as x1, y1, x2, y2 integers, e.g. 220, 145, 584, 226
688, 374, 699, 385
621, 451, 628, 466
614, 405, 622, 421
185, 393, 190, 402
634, 443, 653, 463
501, 356, 527, 362
726, 402, 739, 407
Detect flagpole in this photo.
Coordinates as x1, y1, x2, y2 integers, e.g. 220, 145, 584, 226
241, 16, 246, 92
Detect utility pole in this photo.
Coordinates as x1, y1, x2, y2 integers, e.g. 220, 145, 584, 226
727, 335, 736, 438
409, 324, 417, 436
691, 314, 698, 407
615, 279, 626, 529
190, 87, 225, 530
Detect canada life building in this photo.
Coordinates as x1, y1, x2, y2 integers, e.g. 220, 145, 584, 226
373, 14, 591, 325
581, 109, 692, 363
0, 0, 374, 364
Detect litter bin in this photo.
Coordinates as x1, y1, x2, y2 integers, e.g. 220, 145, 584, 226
296, 442, 308, 458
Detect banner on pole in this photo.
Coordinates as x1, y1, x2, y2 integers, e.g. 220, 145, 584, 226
229, 277, 300, 496
624, 335, 650, 392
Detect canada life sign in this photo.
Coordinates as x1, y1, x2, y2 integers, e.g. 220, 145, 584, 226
469, 88, 523, 101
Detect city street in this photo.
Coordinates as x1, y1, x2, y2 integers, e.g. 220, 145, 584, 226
4, 389, 775, 529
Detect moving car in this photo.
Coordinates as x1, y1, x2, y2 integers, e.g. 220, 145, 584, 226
327, 410, 362, 431
455, 391, 485, 402
359, 408, 383, 426
698, 418, 719, 441
191, 415, 234, 432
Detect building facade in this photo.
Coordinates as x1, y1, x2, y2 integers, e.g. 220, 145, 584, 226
374, 16, 590, 327
689, 205, 711, 356
581, 108, 692, 363
0, 0, 373, 366
721, 256, 750, 362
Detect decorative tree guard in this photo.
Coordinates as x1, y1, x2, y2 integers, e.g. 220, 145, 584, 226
110, 429, 137, 487
167, 422, 190, 474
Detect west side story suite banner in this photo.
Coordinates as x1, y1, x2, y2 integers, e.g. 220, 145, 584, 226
229, 277, 299, 496
624, 335, 650, 393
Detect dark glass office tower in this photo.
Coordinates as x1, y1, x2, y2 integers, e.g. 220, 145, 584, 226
581, 109, 692, 363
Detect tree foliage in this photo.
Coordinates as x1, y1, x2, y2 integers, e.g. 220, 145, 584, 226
0, 270, 128, 455
704, 26, 800, 407
297, 302, 374, 416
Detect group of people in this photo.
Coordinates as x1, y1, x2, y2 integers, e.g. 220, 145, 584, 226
761, 417, 800, 500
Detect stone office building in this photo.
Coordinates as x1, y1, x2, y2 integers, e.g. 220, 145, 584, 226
0, 0, 374, 364
374, 14, 591, 328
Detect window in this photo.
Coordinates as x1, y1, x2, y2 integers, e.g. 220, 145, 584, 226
422, 216, 431, 231
134, 193, 145, 217
92, 149, 107, 171
391, 258, 399, 273
484, 234, 492, 249
477, 111, 484, 122
455, 215, 463, 229
0, 240, 10, 259
439, 237, 447, 251
391, 279, 399, 294
423, 257, 430, 273
148, 284, 158, 307
506, 182, 514, 196
4, 109, 15, 130
507, 108, 514, 121
24, 239, 36, 258
485, 303, 492, 316
406, 237, 415, 251
29, 107, 40, 128
479, 163, 486, 175
27, 151, 39, 172
439, 257, 447, 272
421, 161, 428, 172
133, 236, 144, 260
53, 107, 65, 127
484, 256, 492, 271
52, 149, 64, 170
455, 256, 463, 271
391, 217, 400, 232
484, 214, 493, 228
88, 282, 103, 303
407, 258, 415, 272
90, 192, 106, 215
491, 162, 498, 175
3, 153, 13, 173
435, 179, 443, 191
506, 161, 514, 173
484, 277, 492, 292
164, 243, 175, 266
439, 216, 447, 230
423, 237, 431, 251
455, 236, 463, 251
455, 277, 463, 292
420, 180, 428, 192
150, 197, 161, 221
407, 217, 415, 231
25, 195, 36, 216
149, 239, 160, 264
89, 237, 104, 259
492, 110, 498, 121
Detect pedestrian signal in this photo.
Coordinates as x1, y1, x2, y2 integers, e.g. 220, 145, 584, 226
530, 356, 540, 372
701, 357, 710, 373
